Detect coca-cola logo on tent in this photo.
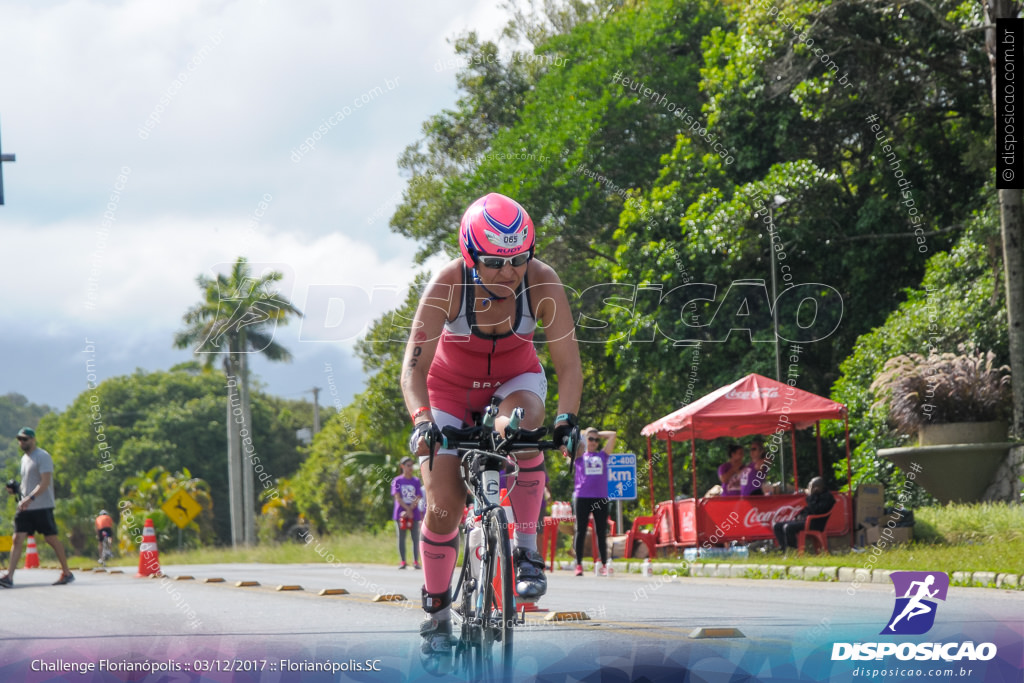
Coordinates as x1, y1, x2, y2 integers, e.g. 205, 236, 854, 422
725, 387, 779, 400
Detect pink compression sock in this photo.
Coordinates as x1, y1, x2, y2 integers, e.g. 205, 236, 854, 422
420, 524, 459, 594
509, 453, 546, 543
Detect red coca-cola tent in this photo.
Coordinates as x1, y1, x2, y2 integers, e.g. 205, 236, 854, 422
638, 373, 853, 549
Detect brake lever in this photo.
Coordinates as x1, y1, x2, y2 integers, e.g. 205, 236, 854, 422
565, 430, 578, 471
427, 428, 446, 472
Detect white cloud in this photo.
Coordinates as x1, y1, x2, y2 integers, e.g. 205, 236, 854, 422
0, 0, 506, 408
4, 216, 448, 336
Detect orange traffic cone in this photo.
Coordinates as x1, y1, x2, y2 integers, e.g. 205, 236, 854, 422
23, 535, 39, 569
136, 518, 161, 577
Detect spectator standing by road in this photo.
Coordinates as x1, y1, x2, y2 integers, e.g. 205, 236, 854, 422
1, 428, 74, 587
572, 428, 616, 576
392, 456, 423, 570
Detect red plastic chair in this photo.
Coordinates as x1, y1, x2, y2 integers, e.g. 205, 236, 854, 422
625, 509, 661, 560
797, 507, 833, 556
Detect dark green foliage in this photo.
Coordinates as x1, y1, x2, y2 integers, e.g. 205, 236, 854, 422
829, 217, 1007, 505
33, 365, 314, 544
0, 393, 54, 467
337, 0, 1006, 518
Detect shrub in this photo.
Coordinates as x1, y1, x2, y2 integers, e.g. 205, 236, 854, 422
869, 348, 1011, 435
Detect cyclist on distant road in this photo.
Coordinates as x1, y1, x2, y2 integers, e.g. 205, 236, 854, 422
96, 509, 114, 562
401, 192, 582, 671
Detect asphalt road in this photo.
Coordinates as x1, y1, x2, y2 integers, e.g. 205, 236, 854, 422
0, 562, 1020, 682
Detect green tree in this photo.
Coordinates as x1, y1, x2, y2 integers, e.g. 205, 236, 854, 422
118, 466, 214, 552
174, 256, 303, 546
292, 381, 399, 534
257, 478, 305, 543
829, 213, 1007, 504
986, 1, 1024, 502
54, 493, 104, 557
35, 364, 311, 545
380, 0, 731, 451
343, 0, 1003, 517
0, 393, 54, 467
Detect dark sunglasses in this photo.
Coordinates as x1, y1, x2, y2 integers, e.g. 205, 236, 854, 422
16, 436, 30, 442
587, 437, 599, 442
477, 253, 531, 269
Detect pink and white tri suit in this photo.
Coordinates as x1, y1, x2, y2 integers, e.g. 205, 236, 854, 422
426, 265, 547, 436
419, 266, 550, 600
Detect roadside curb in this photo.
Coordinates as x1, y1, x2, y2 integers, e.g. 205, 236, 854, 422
611, 560, 1022, 589
83, 561, 1023, 592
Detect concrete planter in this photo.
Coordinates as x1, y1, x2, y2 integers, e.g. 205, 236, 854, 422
917, 421, 1007, 446
879, 422, 1018, 503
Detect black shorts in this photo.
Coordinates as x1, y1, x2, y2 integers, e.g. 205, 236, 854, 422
98, 527, 113, 541
14, 508, 59, 537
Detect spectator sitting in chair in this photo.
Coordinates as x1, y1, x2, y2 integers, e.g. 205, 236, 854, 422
717, 444, 745, 496
739, 439, 770, 496
772, 476, 834, 553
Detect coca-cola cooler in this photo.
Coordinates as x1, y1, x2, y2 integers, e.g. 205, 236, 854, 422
653, 493, 851, 547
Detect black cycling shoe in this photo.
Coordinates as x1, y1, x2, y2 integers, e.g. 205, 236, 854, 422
513, 547, 547, 599
419, 616, 456, 675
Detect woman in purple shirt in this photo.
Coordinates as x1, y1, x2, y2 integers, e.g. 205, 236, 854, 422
392, 457, 424, 569
572, 428, 616, 576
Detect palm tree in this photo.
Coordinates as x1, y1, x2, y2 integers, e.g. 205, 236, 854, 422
174, 257, 302, 546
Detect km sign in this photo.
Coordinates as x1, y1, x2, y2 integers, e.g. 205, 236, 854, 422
607, 453, 637, 501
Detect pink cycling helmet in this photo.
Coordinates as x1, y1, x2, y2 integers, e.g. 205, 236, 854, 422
458, 193, 536, 268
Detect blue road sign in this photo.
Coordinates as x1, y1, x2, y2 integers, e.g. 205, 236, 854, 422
607, 453, 637, 501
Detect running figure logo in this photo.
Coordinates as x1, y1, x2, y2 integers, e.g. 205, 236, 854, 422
881, 571, 949, 635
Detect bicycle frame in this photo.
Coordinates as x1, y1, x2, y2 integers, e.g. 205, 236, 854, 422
98, 532, 113, 565
450, 447, 518, 679
443, 405, 557, 680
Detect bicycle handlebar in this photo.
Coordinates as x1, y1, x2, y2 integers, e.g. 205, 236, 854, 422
440, 424, 558, 455
422, 410, 577, 472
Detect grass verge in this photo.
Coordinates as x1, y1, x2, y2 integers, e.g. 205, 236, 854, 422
59, 529, 400, 570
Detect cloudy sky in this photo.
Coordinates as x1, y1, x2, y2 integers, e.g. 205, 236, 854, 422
0, 0, 513, 414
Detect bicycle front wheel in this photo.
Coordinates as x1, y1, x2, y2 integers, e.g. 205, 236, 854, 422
480, 507, 515, 678
452, 526, 483, 677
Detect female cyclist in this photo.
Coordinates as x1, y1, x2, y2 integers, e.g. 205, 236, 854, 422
401, 192, 582, 670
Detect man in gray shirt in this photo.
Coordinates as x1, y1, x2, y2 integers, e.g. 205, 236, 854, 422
1, 427, 74, 587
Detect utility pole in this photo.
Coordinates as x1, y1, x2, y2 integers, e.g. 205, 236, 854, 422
767, 195, 788, 383
0, 117, 16, 205
311, 387, 321, 434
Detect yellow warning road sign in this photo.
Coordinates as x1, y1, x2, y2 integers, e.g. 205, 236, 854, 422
162, 489, 202, 529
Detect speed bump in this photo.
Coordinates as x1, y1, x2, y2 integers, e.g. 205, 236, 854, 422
276, 584, 303, 591
373, 593, 406, 602
174, 575, 194, 581
204, 577, 225, 583
688, 627, 745, 639
109, 569, 124, 574
545, 611, 590, 622
319, 588, 349, 596
235, 580, 260, 587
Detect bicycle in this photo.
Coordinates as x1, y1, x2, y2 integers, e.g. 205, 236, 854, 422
436, 403, 565, 681
98, 532, 113, 566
